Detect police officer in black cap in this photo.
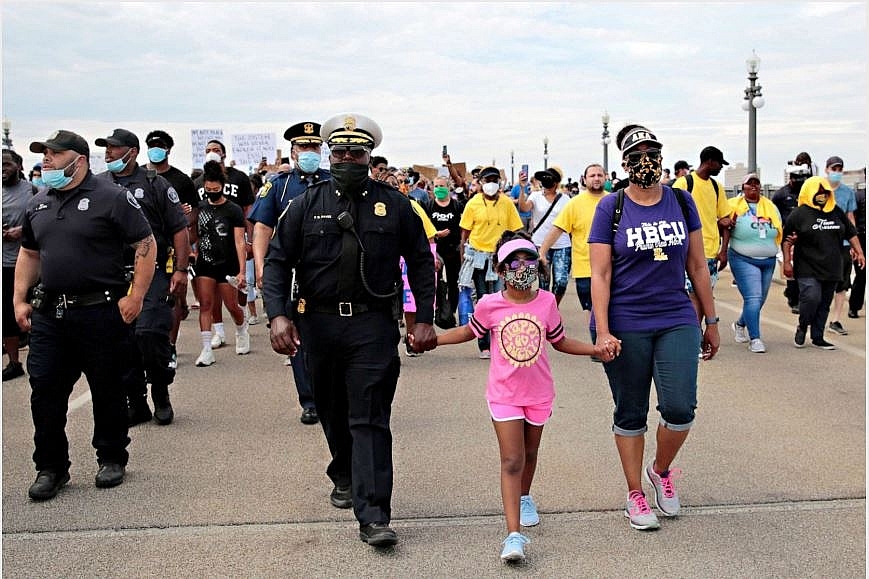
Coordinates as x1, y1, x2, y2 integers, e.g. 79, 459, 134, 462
95, 129, 190, 426
14, 130, 156, 499
262, 113, 437, 547
249, 121, 329, 426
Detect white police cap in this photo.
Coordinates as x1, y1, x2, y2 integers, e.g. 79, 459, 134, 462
321, 113, 383, 149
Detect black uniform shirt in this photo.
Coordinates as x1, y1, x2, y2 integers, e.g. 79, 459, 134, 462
21, 171, 153, 293
158, 165, 199, 207
263, 178, 436, 324
98, 165, 188, 263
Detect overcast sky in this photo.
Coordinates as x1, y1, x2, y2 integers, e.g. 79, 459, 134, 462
1, 1, 866, 185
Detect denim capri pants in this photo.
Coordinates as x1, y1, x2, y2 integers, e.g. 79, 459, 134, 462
602, 324, 700, 436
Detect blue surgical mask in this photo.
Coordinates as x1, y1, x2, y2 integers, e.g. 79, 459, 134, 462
42, 156, 81, 189
828, 171, 843, 184
296, 151, 321, 174
32, 177, 45, 187
147, 147, 168, 163
106, 150, 132, 173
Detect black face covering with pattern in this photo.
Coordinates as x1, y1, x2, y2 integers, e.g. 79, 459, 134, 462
626, 152, 663, 188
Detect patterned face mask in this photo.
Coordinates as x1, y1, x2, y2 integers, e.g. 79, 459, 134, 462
504, 264, 538, 290
625, 150, 663, 188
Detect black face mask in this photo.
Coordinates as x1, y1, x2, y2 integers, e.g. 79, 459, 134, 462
791, 178, 805, 193
538, 175, 556, 189
331, 163, 370, 197
206, 192, 223, 202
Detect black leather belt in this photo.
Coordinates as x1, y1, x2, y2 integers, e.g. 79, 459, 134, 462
303, 301, 386, 317
49, 288, 127, 309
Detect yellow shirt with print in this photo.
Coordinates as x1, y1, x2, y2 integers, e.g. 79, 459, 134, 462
672, 172, 730, 258
409, 198, 438, 240
552, 190, 608, 278
459, 193, 523, 253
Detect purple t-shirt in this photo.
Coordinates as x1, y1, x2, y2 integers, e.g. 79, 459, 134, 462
587, 187, 702, 332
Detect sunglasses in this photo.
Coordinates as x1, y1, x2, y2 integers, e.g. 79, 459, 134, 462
624, 148, 662, 164
330, 146, 370, 160
506, 258, 538, 269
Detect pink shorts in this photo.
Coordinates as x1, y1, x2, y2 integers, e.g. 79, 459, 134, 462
488, 400, 553, 426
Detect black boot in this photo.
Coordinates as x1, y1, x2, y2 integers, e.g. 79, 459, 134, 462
151, 384, 174, 426
127, 394, 152, 427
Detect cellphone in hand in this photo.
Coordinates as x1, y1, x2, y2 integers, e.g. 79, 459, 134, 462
442, 145, 448, 157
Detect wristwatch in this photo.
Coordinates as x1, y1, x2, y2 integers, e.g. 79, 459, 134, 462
704, 316, 720, 325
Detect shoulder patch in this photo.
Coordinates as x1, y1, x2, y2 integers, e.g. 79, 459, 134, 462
126, 190, 141, 209
167, 187, 180, 204
259, 181, 273, 198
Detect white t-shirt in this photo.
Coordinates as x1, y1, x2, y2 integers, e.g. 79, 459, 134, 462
528, 191, 571, 249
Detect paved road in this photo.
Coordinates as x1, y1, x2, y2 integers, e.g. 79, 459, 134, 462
3, 271, 865, 577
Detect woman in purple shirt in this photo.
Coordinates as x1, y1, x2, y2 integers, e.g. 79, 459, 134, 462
588, 124, 720, 532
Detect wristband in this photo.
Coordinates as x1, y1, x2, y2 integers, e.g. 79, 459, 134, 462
174, 268, 188, 273
704, 316, 719, 325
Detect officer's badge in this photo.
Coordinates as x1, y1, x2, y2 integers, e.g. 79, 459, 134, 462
297, 299, 306, 314
167, 187, 180, 204
343, 116, 356, 131
126, 190, 141, 209
77, 198, 90, 211
259, 181, 273, 198
303, 123, 314, 134
374, 202, 386, 217
134, 188, 145, 199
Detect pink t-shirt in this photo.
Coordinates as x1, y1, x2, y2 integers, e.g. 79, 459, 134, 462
468, 290, 565, 405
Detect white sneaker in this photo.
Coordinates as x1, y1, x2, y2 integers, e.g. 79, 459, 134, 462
731, 321, 749, 343
624, 490, 660, 530
211, 333, 226, 349
195, 348, 215, 367
643, 464, 682, 517
749, 338, 766, 353
235, 329, 250, 355
247, 315, 260, 326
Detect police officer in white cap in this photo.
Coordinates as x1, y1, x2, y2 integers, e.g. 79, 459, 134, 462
262, 113, 437, 547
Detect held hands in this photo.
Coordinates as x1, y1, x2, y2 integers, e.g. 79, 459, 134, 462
269, 315, 300, 356
594, 333, 622, 362
407, 323, 438, 353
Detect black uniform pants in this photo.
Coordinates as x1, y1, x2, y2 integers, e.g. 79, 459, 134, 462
28, 303, 133, 473
298, 309, 401, 526
124, 271, 175, 401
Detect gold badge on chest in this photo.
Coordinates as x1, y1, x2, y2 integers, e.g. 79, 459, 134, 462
374, 202, 387, 217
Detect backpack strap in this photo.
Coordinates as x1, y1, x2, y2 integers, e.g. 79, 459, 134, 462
685, 172, 719, 199
611, 189, 625, 241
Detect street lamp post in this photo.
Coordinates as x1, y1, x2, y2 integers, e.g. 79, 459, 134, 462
543, 137, 549, 170
1, 119, 12, 149
741, 50, 765, 174
510, 150, 515, 185
601, 110, 611, 173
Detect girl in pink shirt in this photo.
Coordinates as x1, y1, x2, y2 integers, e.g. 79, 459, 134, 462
436, 233, 616, 563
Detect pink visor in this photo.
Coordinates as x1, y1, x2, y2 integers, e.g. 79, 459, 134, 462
497, 239, 539, 264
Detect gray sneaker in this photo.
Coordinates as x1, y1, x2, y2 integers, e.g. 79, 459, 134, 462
644, 464, 682, 517
829, 321, 848, 335
732, 321, 749, 343
624, 490, 660, 530
749, 338, 766, 353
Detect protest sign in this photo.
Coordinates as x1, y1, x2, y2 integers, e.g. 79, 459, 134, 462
191, 128, 224, 168
230, 133, 276, 167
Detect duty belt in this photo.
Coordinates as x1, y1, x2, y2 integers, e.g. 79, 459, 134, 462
48, 287, 127, 310
299, 300, 387, 317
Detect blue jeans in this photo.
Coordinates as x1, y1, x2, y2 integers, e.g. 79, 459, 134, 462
472, 265, 501, 351
728, 250, 776, 340
574, 277, 592, 311
540, 246, 571, 297
602, 325, 700, 436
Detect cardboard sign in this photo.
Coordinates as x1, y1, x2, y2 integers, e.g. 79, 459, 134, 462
230, 133, 277, 167
191, 128, 224, 168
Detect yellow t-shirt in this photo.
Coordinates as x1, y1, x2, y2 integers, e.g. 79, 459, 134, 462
552, 191, 608, 278
409, 199, 438, 240
459, 193, 523, 252
672, 172, 730, 258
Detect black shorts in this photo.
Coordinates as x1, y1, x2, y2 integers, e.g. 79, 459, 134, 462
3, 267, 23, 338
837, 247, 853, 293
194, 259, 239, 282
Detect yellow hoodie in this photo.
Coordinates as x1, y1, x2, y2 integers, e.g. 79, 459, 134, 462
797, 176, 837, 213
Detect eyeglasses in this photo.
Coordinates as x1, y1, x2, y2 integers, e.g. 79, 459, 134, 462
507, 258, 538, 269
624, 148, 662, 164
330, 146, 370, 160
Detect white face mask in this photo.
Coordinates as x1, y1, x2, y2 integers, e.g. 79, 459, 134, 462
204, 151, 222, 164
482, 182, 499, 196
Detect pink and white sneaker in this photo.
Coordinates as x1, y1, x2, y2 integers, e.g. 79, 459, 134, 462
624, 490, 660, 530
644, 463, 682, 517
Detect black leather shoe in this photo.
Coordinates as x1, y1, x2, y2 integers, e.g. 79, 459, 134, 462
95, 463, 125, 488
300, 407, 319, 425
153, 402, 174, 425
127, 397, 152, 427
2, 361, 24, 381
359, 523, 398, 547
329, 484, 352, 509
848, 309, 859, 319
28, 470, 70, 501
